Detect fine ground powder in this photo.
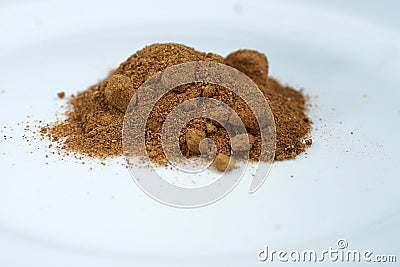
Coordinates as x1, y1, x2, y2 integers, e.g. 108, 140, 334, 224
42, 43, 312, 170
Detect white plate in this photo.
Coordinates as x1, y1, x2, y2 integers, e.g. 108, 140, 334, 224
0, 0, 399, 266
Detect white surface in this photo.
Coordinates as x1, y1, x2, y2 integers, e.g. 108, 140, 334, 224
0, 0, 399, 266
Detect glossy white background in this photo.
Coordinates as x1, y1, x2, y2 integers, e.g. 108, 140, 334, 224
0, 0, 399, 266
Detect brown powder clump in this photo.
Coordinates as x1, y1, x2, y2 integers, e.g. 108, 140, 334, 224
225, 49, 269, 88
43, 43, 311, 166
213, 153, 236, 171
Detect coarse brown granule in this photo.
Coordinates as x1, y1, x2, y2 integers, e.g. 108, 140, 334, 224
43, 43, 311, 167
213, 153, 236, 171
57, 91, 65, 99
305, 138, 313, 146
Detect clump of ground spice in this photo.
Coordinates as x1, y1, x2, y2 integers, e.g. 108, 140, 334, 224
42, 43, 311, 170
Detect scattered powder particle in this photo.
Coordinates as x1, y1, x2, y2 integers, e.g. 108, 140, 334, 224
305, 139, 313, 146
42, 43, 312, 169
57, 92, 65, 99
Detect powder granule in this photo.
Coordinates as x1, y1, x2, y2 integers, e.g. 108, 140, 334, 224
44, 43, 311, 165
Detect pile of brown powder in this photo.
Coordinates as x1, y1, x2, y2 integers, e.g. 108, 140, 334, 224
43, 43, 311, 170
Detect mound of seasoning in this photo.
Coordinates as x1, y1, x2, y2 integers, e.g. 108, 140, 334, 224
43, 43, 311, 170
